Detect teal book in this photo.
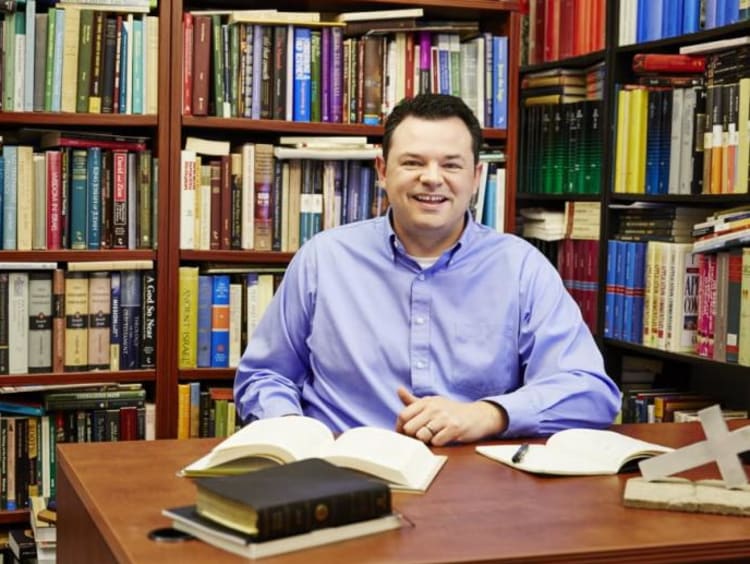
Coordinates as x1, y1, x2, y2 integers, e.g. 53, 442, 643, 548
3, 145, 17, 249
69, 149, 88, 249
44, 8, 56, 111
131, 17, 143, 114
86, 147, 102, 249
196, 274, 212, 368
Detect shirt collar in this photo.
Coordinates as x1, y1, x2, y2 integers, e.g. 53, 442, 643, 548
383, 210, 478, 264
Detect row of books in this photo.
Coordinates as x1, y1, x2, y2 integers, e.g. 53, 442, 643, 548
0, 2, 159, 114
618, 0, 747, 46
180, 138, 507, 253
605, 239, 750, 366
522, 0, 606, 65
177, 267, 283, 370
182, 11, 508, 128
518, 99, 603, 195
612, 51, 750, 196
0, 383, 154, 511
620, 386, 744, 424
0, 265, 156, 375
176, 384, 240, 439
0, 135, 158, 251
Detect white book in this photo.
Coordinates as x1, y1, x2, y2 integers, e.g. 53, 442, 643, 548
8, 272, 29, 374
66, 260, 154, 271
186, 136, 231, 156
56, 2, 150, 12
0, 262, 57, 270
494, 167, 506, 233
164, 505, 402, 560
178, 415, 447, 493
180, 150, 197, 250
15, 146, 34, 251
240, 143, 255, 250
228, 282, 242, 368
272, 146, 380, 160
124, 14, 134, 114
197, 159, 211, 250
333, 8, 423, 22
228, 11, 323, 25
680, 35, 750, 54
277, 136, 370, 147
667, 88, 684, 195
476, 428, 672, 476
144, 15, 158, 114
679, 87, 698, 195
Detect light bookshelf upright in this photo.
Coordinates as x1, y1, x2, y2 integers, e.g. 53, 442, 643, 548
164, 0, 522, 438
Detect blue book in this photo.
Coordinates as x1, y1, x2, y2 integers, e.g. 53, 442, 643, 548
482, 162, 499, 228
210, 275, 230, 368
357, 165, 373, 222
110, 272, 121, 370
604, 240, 618, 339
683, 0, 701, 32
657, 90, 673, 195
119, 270, 142, 370
86, 147, 102, 249
69, 149, 88, 249
132, 18, 143, 114
119, 18, 129, 113
662, 0, 680, 38
250, 24, 263, 119
344, 160, 362, 225
51, 8, 64, 112
724, 0, 740, 24
632, 242, 647, 344
197, 275, 212, 368
622, 242, 638, 343
636, 0, 648, 43
2, 147, 15, 249
491, 35, 507, 129
292, 27, 312, 122
613, 239, 627, 341
705, 0, 719, 28
644, 90, 661, 195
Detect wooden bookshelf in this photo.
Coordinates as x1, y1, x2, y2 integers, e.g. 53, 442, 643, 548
164, 0, 521, 437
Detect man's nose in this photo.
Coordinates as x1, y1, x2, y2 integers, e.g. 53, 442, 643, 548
420, 162, 442, 184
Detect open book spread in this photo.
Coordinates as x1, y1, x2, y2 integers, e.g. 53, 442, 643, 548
476, 429, 673, 476
179, 416, 447, 492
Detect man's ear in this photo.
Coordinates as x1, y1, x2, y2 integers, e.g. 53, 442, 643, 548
473, 161, 484, 195
375, 154, 387, 184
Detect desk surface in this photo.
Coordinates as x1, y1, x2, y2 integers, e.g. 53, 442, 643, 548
57, 422, 750, 564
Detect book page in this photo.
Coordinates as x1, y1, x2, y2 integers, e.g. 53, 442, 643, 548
320, 426, 447, 492
476, 429, 672, 476
180, 416, 334, 475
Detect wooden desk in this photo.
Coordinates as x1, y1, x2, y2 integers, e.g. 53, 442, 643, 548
57, 422, 750, 563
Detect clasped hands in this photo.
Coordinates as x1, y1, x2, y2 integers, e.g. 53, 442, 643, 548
395, 387, 507, 446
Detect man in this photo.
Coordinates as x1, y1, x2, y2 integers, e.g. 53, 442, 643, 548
234, 93, 620, 445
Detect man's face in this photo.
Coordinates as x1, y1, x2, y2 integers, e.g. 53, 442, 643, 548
376, 116, 482, 257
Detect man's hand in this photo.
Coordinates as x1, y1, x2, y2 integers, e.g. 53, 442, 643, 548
395, 387, 507, 446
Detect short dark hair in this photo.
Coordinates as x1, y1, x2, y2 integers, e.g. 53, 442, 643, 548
382, 94, 483, 164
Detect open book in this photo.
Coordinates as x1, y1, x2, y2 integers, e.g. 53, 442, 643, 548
179, 416, 447, 492
476, 429, 673, 476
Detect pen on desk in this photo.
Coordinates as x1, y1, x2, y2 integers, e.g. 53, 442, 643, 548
512, 443, 530, 463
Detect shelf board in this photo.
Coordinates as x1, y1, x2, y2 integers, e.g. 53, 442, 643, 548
520, 49, 606, 73
615, 20, 750, 55
180, 369, 236, 381
0, 249, 156, 262
608, 193, 750, 205
180, 250, 294, 264
0, 370, 156, 389
182, 116, 507, 140
0, 112, 157, 128
0, 509, 29, 526
603, 339, 735, 368
516, 193, 601, 201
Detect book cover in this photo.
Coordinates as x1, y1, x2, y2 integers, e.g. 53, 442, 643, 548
193, 458, 391, 540
476, 428, 673, 476
27, 271, 53, 373
210, 274, 230, 368
63, 271, 88, 372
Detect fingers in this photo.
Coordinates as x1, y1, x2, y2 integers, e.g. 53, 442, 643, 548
397, 386, 417, 406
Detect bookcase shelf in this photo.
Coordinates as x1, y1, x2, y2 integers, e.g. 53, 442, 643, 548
180, 250, 294, 264
0, 370, 156, 389
179, 368, 236, 381
0, 113, 159, 128
0, 249, 157, 262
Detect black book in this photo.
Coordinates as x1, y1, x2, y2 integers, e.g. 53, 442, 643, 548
194, 458, 391, 541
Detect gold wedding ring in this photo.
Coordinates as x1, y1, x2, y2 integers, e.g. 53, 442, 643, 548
424, 423, 436, 436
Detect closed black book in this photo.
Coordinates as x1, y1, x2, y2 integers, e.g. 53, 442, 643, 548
194, 458, 391, 541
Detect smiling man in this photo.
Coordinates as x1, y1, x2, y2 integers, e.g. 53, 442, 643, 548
234, 93, 620, 444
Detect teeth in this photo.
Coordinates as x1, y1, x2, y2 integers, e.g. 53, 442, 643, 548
415, 195, 445, 202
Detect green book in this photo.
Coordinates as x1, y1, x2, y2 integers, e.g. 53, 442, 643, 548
310, 29, 321, 122
76, 9, 94, 113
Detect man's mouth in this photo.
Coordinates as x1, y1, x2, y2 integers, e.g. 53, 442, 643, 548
413, 194, 448, 204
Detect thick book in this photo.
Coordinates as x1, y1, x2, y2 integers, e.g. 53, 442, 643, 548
179, 415, 447, 493
163, 504, 402, 560
475, 429, 673, 476
192, 458, 391, 539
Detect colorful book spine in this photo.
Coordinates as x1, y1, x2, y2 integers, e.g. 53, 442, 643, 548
119, 270, 142, 370
292, 27, 312, 122
197, 274, 212, 368
210, 274, 230, 368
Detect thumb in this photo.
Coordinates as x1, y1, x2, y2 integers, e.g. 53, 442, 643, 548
397, 386, 418, 406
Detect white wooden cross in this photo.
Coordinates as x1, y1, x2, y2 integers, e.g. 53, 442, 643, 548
638, 404, 750, 489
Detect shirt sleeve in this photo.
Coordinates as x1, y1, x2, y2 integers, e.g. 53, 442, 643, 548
233, 242, 318, 423
484, 247, 620, 437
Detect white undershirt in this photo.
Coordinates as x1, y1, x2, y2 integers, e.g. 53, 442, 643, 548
411, 256, 439, 269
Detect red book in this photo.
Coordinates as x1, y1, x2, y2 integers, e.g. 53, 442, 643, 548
220, 155, 232, 250
46, 150, 63, 249
632, 53, 706, 74
543, 0, 560, 62
192, 15, 211, 116
182, 12, 194, 115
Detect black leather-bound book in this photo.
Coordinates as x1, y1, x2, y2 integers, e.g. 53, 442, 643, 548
193, 458, 391, 541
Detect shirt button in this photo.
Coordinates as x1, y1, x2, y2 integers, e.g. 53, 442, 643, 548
418, 274, 425, 280
415, 317, 425, 325
416, 360, 426, 369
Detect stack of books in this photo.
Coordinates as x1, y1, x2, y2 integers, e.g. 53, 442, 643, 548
163, 458, 403, 559
30, 496, 57, 563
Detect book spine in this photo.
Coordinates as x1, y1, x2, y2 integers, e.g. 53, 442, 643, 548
210, 274, 230, 368
196, 274, 212, 368
63, 271, 89, 372
27, 271, 53, 373
110, 271, 121, 371
119, 270, 142, 370
140, 269, 156, 369
87, 271, 111, 370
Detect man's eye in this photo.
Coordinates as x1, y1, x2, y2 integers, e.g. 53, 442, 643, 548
403, 161, 421, 167
444, 163, 462, 170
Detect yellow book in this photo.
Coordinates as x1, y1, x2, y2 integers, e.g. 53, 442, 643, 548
15, 145, 34, 251
64, 271, 89, 372
738, 248, 750, 366
613, 89, 630, 193
178, 267, 199, 369
60, 6, 81, 113
625, 88, 647, 194
736, 78, 750, 194
177, 383, 191, 439
642, 242, 657, 347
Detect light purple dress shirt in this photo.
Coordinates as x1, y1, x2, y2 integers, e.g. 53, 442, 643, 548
234, 213, 620, 437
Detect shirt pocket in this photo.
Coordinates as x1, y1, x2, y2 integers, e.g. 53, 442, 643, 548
450, 321, 517, 397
